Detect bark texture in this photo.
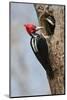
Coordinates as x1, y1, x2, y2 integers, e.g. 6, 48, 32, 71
34, 4, 65, 95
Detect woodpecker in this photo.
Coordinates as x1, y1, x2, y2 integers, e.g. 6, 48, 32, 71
45, 15, 55, 35
24, 22, 55, 79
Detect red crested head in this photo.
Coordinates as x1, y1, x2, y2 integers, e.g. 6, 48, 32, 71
24, 24, 36, 36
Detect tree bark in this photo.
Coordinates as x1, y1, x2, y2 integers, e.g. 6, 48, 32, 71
34, 4, 65, 95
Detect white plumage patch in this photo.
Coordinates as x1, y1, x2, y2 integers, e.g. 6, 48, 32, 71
32, 37, 38, 52
46, 18, 54, 25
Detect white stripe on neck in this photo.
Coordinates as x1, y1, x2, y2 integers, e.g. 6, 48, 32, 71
32, 37, 38, 52
46, 18, 54, 25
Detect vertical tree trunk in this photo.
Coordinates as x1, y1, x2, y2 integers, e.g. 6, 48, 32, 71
34, 4, 65, 95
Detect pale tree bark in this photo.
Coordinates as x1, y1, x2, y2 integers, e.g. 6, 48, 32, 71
34, 4, 65, 95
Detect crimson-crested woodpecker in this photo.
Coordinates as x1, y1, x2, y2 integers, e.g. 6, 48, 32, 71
24, 17, 55, 79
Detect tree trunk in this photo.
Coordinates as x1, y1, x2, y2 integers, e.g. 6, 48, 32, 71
34, 4, 65, 95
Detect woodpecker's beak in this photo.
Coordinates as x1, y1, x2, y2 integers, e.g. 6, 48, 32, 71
36, 26, 44, 31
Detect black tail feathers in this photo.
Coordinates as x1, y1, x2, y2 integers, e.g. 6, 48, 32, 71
46, 67, 54, 79
46, 70, 54, 79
